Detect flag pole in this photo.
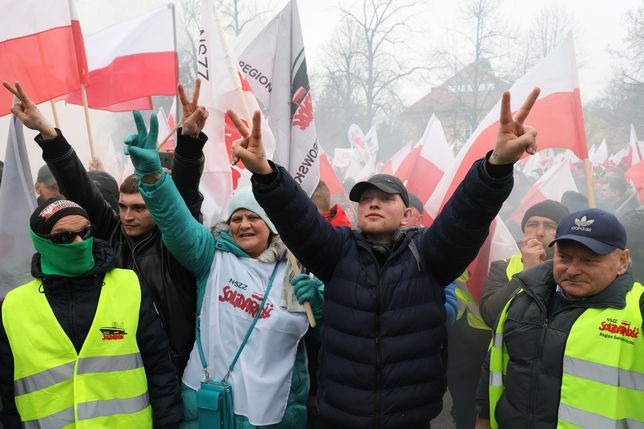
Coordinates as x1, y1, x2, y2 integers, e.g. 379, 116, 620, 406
286, 250, 316, 328
211, 4, 252, 121
583, 159, 596, 208
170, 3, 180, 122
49, 101, 61, 129
157, 120, 183, 150
79, 84, 96, 159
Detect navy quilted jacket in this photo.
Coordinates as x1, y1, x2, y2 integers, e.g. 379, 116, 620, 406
252, 157, 512, 429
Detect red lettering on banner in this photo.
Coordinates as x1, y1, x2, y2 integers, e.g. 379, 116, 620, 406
291, 87, 313, 130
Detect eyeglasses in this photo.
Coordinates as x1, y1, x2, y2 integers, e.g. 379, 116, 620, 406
45, 225, 94, 244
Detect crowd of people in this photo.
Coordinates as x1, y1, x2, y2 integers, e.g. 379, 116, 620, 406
0, 77, 642, 429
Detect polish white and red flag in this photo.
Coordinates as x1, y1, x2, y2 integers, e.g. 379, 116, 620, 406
238, 0, 320, 196
509, 160, 578, 227
401, 114, 454, 224
625, 161, 644, 204
319, 146, 346, 200
380, 142, 413, 175
65, 5, 178, 111
426, 34, 588, 219
468, 217, 519, 303
626, 124, 642, 168
0, 0, 88, 116
157, 101, 177, 152
198, 0, 276, 227
608, 148, 628, 168
426, 34, 587, 303
589, 139, 608, 167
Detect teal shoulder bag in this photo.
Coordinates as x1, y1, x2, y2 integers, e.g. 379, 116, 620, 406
196, 263, 280, 429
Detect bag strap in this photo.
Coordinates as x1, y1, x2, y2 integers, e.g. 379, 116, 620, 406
197, 262, 280, 382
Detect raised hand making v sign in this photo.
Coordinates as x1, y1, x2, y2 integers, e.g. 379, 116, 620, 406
177, 78, 208, 138
3, 81, 57, 139
489, 87, 541, 165
223, 86, 544, 429
228, 88, 541, 175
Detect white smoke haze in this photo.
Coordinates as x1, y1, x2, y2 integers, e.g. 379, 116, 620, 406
0, 0, 640, 177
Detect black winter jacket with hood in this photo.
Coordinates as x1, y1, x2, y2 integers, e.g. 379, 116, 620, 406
34, 129, 206, 377
252, 155, 513, 429
0, 239, 182, 428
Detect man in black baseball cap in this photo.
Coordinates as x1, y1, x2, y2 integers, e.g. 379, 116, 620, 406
232, 85, 543, 429
349, 174, 410, 207
477, 207, 640, 428
347, 174, 412, 252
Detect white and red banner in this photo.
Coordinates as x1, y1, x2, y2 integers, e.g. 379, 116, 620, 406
627, 124, 642, 168
1, 0, 87, 116
399, 114, 453, 223
332, 148, 354, 168
348, 124, 379, 159
319, 147, 346, 200
469, 217, 519, 302
510, 160, 578, 226
238, 0, 320, 195
625, 160, 644, 204
0, 114, 37, 297
198, 0, 276, 227
608, 147, 628, 167
380, 142, 413, 175
426, 34, 588, 219
157, 104, 177, 152
590, 139, 608, 167
65, 5, 177, 111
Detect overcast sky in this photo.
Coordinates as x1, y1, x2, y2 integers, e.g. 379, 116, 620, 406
1, 0, 641, 176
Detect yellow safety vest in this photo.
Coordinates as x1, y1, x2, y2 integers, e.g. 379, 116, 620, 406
455, 278, 490, 331
455, 254, 523, 331
505, 253, 523, 281
489, 282, 644, 428
2, 269, 153, 429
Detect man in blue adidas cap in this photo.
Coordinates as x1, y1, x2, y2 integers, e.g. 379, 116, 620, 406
476, 208, 643, 428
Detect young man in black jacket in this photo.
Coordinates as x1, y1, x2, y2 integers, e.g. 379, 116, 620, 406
0, 198, 182, 428
3, 81, 207, 377
225, 87, 541, 429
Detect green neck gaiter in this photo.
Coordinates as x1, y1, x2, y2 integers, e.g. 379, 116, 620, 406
29, 228, 95, 277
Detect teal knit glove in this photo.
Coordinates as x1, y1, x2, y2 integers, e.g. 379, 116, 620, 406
291, 273, 324, 320
123, 110, 162, 180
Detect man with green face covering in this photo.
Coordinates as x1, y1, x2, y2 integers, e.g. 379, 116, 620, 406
0, 198, 182, 428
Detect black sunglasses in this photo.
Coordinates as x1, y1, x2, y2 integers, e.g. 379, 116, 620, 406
45, 225, 94, 244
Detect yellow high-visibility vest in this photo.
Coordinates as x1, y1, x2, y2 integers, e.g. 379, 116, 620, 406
455, 278, 490, 331
455, 253, 523, 331
505, 253, 523, 281
2, 268, 153, 428
489, 282, 644, 428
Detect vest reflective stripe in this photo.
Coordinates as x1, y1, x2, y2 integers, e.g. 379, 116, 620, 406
558, 403, 644, 429
2, 269, 152, 428
563, 356, 644, 391
14, 361, 75, 396
487, 294, 517, 429
557, 283, 644, 427
489, 282, 644, 429
505, 253, 523, 281
77, 392, 150, 420
76, 352, 143, 374
22, 406, 74, 429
